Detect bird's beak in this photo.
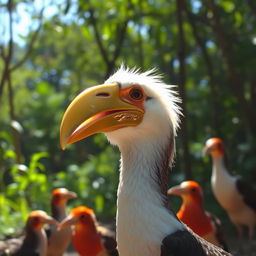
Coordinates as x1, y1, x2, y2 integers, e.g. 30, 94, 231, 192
42, 216, 58, 225
58, 214, 77, 230
60, 83, 144, 149
202, 146, 210, 156
65, 191, 77, 200
168, 185, 187, 196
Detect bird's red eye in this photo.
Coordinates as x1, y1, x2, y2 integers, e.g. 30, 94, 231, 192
120, 85, 145, 108
191, 188, 197, 193
129, 87, 143, 100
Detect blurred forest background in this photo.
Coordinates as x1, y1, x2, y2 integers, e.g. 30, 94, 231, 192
1, 0, 256, 238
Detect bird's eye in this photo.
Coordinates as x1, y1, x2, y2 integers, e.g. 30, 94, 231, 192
129, 87, 143, 100
32, 216, 40, 226
80, 214, 87, 220
54, 194, 60, 200
191, 188, 197, 192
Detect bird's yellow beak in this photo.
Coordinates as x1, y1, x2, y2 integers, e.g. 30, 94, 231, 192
60, 83, 144, 149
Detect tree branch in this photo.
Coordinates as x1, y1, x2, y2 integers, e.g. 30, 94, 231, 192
10, 7, 44, 71
88, 8, 110, 66
137, 0, 144, 69
0, 44, 6, 60
87, 1, 131, 78
0, 0, 14, 100
112, 21, 128, 64
105, 19, 129, 78
7, 73, 22, 163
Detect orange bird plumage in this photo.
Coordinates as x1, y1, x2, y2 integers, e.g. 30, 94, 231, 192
168, 181, 228, 250
58, 206, 118, 256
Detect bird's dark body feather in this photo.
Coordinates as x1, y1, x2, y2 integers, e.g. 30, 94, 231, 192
101, 235, 119, 256
12, 235, 39, 256
207, 212, 229, 252
45, 226, 52, 240
161, 230, 206, 256
236, 177, 256, 211
11, 224, 40, 256
13, 248, 39, 256
161, 230, 232, 256
0, 231, 40, 256
98, 226, 119, 256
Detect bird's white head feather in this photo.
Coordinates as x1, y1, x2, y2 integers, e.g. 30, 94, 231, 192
104, 66, 182, 149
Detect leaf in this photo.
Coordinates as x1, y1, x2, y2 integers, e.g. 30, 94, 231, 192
95, 194, 104, 213
29, 152, 49, 171
4, 149, 17, 160
221, 0, 235, 13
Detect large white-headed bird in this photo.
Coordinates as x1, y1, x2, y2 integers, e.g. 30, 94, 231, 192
204, 137, 256, 238
0, 210, 57, 256
168, 180, 228, 250
59, 67, 231, 256
47, 188, 77, 256
58, 206, 118, 256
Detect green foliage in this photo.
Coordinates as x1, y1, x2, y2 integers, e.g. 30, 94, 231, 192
0, 141, 50, 237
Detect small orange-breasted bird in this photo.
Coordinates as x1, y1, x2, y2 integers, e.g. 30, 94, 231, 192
46, 188, 77, 256
0, 210, 57, 256
204, 137, 256, 238
58, 206, 118, 256
168, 181, 228, 250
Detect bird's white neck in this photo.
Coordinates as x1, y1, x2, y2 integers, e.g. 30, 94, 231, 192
116, 135, 184, 256
210, 154, 237, 211
118, 142, 168, 203
211, 154, 231, 181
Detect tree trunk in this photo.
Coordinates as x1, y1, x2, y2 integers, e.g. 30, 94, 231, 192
176, 0, 192, 179
184, 0, 222, 136
207, 0, 256, 136
7, 74, 22, 163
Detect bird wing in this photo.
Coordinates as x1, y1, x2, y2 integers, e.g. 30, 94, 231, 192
206, 211, 229, 252
236, 176, 256, 211
45, 225, 52, 240
13, 246, 40, 256
98, 226, 119, 256
12, 236, 39, 256
160, 229, 232, 256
